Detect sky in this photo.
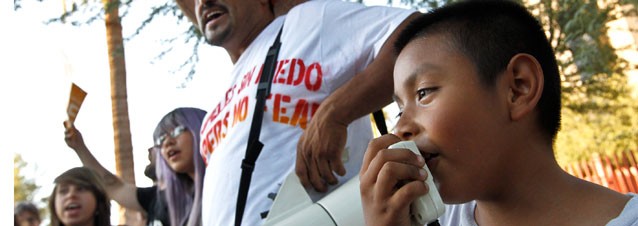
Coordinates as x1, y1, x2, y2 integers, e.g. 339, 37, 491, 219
3, 0, 234, 224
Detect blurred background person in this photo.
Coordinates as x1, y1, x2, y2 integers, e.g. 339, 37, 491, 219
14, 201, 41, 226
144, 146, 158, 184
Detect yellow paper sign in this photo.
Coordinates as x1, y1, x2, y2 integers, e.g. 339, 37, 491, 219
67, 83, 87, 126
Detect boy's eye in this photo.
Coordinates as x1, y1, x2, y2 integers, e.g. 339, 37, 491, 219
417, 87, 438, 101
395, 111, 403, 119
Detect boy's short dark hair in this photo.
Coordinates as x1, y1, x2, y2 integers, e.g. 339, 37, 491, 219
394, 0, 562, 142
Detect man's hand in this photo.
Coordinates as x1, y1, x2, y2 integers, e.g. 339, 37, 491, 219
296, 115, 348, 192
63, 121, 87, 151
359, 134, 428, 226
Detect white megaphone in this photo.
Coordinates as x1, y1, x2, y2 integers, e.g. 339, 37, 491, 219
262, 141, 445, 226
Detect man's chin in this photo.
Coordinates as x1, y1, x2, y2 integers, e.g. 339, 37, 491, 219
205, 30, 230, 47
206, 37, 225, 47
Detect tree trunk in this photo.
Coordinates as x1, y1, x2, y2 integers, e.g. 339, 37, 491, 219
102, 0, 139, 225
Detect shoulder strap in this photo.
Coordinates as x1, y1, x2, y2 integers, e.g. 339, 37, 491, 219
234, 22, 390, 225
372, 109, 388, 135
235, 25, 284, 226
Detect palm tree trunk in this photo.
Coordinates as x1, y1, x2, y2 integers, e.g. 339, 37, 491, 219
102, 0, 139, 225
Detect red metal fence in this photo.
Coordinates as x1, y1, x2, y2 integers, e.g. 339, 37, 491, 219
563, 150, 638, 194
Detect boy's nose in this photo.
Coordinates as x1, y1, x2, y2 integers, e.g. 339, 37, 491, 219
393, 112, 418, 140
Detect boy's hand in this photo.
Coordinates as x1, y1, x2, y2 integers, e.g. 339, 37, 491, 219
359, 134, 429, 226
63, 121, 87, 151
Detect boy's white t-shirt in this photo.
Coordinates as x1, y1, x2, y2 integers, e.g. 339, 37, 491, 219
438, 193, 638, 226
607, 193, 638, 226
199, 1, 415, 225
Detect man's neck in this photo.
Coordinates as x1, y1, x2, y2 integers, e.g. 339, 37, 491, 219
226, 17, 274, 63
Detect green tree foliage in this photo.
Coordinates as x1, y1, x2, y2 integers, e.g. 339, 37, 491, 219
526, 0, 638, 166
14, 154, 49, 224
14, 154, 39, 203
556, 73, 638, 166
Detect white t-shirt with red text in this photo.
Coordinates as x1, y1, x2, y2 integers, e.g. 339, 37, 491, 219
200, 1, 415, 225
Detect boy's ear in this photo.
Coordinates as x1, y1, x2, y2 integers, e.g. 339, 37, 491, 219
505, 53, 544, 121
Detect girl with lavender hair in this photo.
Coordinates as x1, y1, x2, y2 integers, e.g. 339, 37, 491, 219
64, 107, 207, 226
153, 107, 206, 226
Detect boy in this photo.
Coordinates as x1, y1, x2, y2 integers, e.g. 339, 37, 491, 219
359, 1, 638, 225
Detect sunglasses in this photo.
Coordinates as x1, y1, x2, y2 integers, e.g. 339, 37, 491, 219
155, 125, 187, 147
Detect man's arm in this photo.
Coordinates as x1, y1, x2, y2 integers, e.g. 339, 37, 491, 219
296, 12, 422, 192
63, 122, 145, 213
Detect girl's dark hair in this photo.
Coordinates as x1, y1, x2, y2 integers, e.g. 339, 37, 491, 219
48, 167, 111, 226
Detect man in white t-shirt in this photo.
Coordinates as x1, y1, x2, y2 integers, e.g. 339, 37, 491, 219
191, 0, 419, 225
